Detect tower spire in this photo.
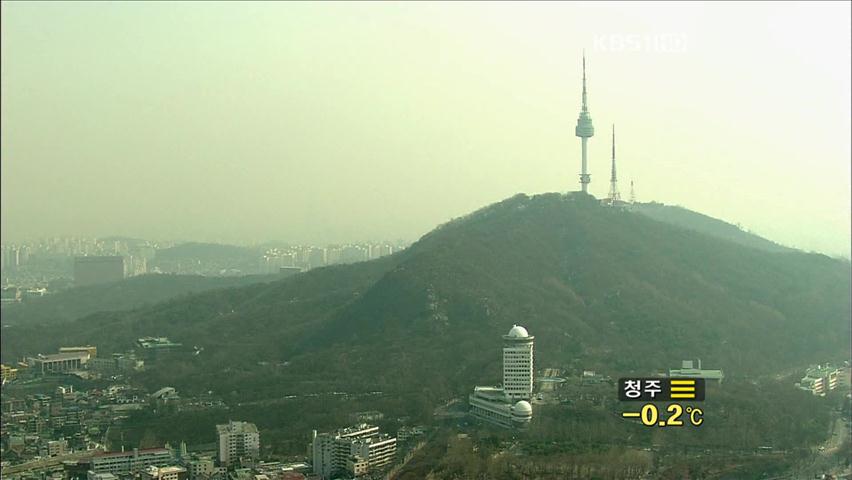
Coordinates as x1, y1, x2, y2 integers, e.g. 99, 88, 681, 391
575, 51, 594, 194
629, 180, 636, 204
607, 124, 621, 204
581, 50, 588, 113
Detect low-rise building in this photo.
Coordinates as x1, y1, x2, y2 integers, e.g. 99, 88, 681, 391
349, 411, 383, 424
668, 359, 724, 383
185, 456, 215, 480
46, 439, 68, 457
142, 465, 188, 480
59, 346, 98, 358
138, 338, 183, 351
87, 472, 119, 480
27, 352, 91, 374
468, 387, 533, 429
395, 426, 425, 442
345, 456, 368, 477
91, 448, 173, 475
797, 364, 842, 396
1, 363, 18, 383
151, 387, 179, 402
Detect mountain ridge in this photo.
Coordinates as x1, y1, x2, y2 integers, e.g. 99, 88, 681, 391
2, 193, 848, 404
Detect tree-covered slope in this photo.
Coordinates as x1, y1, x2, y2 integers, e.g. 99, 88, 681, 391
632, 202, 793, 253
308, 193, 849, 390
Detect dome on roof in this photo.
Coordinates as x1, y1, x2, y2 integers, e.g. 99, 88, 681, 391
507, 325, 529, 338
512, 400, 532, 417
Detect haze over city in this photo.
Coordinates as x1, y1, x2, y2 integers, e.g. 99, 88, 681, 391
2, 1, 850, 256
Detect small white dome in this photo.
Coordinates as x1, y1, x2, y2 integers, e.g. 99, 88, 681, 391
507, 325, 529, 338
512, 400, 533, 416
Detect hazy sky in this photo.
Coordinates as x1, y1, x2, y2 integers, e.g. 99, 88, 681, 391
2, 2, 850, 256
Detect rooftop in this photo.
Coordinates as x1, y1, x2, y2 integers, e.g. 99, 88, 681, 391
216, 421, 258, 435
806, 364, 841, 377
335, 423, 379, 436
471, 386, 512, 403
34, 352, 90, 361
506, 325, 529, 338
353, 434, 395, 445
137, 337, 183, 349
668, 368, 724, 379
94, 448, 170, 458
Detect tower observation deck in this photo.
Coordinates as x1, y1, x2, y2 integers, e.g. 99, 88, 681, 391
575, 53, 595, 193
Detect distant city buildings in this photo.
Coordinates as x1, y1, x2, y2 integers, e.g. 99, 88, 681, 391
1, 237, 408, 292
468, 325, 535, 429
261, 242, 400, 274
309, 423, 397, 479
216, 421, 260, 468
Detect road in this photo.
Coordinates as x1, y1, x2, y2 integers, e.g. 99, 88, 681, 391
789, 410, 851, 478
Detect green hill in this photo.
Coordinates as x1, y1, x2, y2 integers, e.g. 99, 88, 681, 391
3, 193, 849, 462
3, 193, 849, 397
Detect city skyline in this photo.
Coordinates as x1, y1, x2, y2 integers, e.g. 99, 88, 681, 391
2, 2, 850, 256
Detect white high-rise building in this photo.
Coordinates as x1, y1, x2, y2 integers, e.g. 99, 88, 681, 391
502, 325, 534, 401
468, 325, 534, 429
216, 421, 259, 467
310, 424, 396, 479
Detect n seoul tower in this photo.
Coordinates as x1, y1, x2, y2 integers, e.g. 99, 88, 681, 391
575, 52, 595, 193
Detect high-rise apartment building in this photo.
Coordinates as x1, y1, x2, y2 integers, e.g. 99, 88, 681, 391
310, 424, 396, 479
216, 421, 259, 467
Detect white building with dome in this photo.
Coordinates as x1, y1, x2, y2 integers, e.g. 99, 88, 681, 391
503, 325, 535, 401
468, 325, 534, 429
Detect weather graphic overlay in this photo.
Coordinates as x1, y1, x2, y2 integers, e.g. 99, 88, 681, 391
619, 378, 706, 428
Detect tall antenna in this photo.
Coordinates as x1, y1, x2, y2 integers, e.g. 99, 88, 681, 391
607, 124, 621, 205
575, 51, 594, 193
629, 180, 636, 204
581, 52, 588, 113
